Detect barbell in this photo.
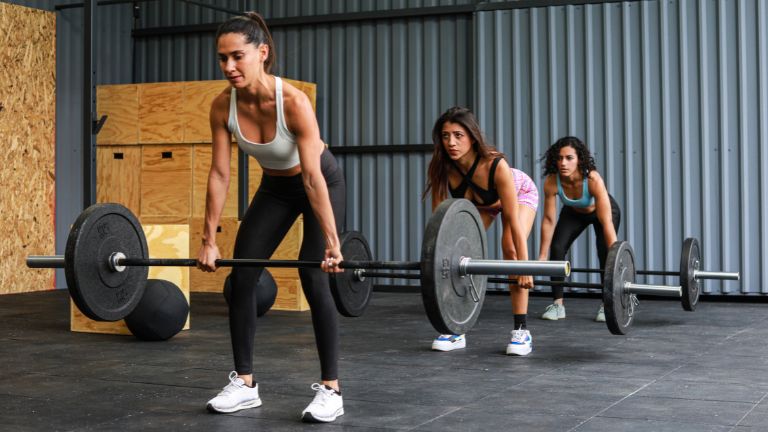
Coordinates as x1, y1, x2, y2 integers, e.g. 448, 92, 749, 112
354, 238, 740, 336
26, 199, 571, 335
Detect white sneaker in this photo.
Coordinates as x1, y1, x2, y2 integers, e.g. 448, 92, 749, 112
301, 383, 344, 423
206, 371, 262, 413
431, 334, 466, 351
595, 304, 606, 322
541, 303, 566, 320
506, 329, 533, 356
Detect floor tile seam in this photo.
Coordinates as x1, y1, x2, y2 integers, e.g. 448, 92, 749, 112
621, 394, 761, 405
644, 375, 768, 389
394, 372, 556, 431
731, 390, 768, 430
564, 363, 685, 432
723, 321, 768, 341
401, 405, 465, 431
592, 412, 745, 428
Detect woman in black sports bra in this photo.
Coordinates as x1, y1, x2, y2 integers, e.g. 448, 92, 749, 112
424, 107, 538, 356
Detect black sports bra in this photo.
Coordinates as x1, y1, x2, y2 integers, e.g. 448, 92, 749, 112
448, 155, 503, 206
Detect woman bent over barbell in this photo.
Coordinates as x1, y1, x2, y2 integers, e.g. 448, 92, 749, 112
425, 107, 538, 356
538, 136, 621, 322
196, 12, 346, 423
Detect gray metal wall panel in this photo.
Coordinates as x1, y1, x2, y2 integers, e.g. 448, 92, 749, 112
476, 0, 766, 295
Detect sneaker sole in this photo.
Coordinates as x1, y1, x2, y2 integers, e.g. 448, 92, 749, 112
302, 408, 344, 423
506, 346, 532, 356
431, 343, 466, 352
206, 398, 262, 414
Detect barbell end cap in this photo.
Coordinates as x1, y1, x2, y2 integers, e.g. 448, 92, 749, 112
26, 255, 66, 269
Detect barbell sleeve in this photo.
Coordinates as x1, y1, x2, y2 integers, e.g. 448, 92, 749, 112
27, 255, 66, 268
624, 282, 681, 297
694, 270, 740, 281
460, 259, 570, 277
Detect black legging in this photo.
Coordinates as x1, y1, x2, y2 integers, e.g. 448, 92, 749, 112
549, 195, 621, 300
229, 149, 345, 380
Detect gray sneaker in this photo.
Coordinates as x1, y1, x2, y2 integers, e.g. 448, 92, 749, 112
541, 303, 565, 320
595, 304, 606, 322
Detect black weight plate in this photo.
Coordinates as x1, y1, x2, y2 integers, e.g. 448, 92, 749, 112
603, 241, 636, 335
680, 237, 700, 311
329, 231, 374, 317
420, 199, 487, 335
65, 203, 148, 321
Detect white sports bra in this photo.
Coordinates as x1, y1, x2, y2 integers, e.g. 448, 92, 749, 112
227, 77, 300, 170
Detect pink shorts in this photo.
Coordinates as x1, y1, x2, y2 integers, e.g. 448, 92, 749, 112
480, 168, 539, 217
511, 168, 539, 211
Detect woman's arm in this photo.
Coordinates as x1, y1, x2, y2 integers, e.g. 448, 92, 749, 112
495, 160, 532, 289
197, 91, 233, 272
283, 85, 343, 273
589, 172, 618, 248
537, 175, 558, 260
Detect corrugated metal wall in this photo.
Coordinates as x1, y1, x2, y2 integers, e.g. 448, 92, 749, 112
8, 0, 766, 295
476, 0, 768, 294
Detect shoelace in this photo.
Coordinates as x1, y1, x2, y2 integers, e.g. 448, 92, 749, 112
309, 383, 335, 407
510, 330, 528, 343
219, 371, 245, 396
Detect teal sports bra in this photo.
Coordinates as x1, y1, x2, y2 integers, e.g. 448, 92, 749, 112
556, 175, 594, 208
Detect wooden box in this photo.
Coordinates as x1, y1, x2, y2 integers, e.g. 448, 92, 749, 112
183, 81, 229, 143
96, 84, 138, 145
273, 277, 309, 311
140, 144, 192, 220
192, 143, 239, 218
96, 145, 141, 215
138, 82, 185, 144
71, 224, 190, 335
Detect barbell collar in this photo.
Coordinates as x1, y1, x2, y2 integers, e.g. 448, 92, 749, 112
459, 258, 570, 277
624, 282, 681, 297
693, 270, 740, 281
26, 255, 65, 269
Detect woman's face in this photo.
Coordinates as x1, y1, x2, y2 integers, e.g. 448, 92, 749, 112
217, 33, 267, 87
557, 145, 580, 177
441, 121, 474, 161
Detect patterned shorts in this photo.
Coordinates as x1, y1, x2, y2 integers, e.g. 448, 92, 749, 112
511, 168, 539, 211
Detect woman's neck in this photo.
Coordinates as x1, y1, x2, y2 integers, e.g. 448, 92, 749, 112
454, 150, 478, 173
238, 73, 274, 102
559, 171, 584, 186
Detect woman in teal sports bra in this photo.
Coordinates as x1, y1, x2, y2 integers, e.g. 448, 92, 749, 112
537, 136, 621, 322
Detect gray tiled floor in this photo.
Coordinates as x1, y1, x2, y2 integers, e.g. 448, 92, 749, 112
0, 289, 766, 431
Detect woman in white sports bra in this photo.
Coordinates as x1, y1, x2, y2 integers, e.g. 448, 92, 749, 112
197, 12, 346, 424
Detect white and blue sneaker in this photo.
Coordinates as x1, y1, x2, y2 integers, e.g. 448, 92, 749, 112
431, 334, 466, 351
506, 329, 533, 356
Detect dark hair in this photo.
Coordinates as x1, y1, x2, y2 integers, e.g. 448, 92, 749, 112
540, 136, 596, 177
424, 107, 504, 201
216, 12, 275, 73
